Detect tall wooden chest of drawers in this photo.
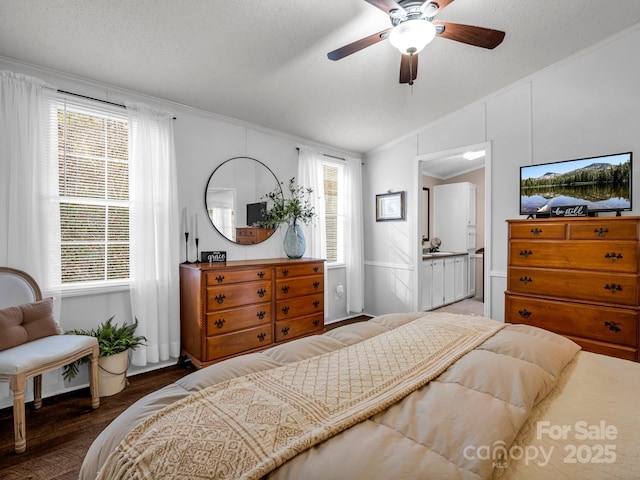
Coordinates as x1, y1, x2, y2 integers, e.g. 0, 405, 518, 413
505, 217, 640, 362
180, 258, 325, 368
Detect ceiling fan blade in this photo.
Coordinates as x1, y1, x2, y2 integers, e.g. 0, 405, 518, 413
434, 21, 505, 49
327, 28, 391, 60
399, 54, 418, 84
365, 0, 406, 16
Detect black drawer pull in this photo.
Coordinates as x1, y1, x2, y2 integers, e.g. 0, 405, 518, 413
604, 321, 621, 333
313, 266, 319, 273
256, 310, 266, 319
518, 309, 531, 319
257, 332, 266, 342
281, 285, 290, 293
257, 288, 266, 297
530, 228, 543, 236
604, 252, 623, 260
281, 306, 290, 315
519, 276, 533, 284
257, 271, 265, 279
282, 269, 289, 277
215, 294, 226, 304
313, 281, 320, 289
313, 300, 320, 308
604, 284, 623, 293
215, 275, 224, 283
313, 319, 320, 327
594, 228, 609, 237
281, 326, 290, 336
214, 318, 225, 329
519, 250, 533, 258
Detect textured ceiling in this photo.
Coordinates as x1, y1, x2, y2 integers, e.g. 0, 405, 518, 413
1, 1, 639, 154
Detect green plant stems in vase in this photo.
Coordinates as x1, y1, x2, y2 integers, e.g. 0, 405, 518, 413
258, 177, 316, 258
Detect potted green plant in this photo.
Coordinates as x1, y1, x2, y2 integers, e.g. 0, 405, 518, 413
259, 177, 316, 258
63, 317, 146, 396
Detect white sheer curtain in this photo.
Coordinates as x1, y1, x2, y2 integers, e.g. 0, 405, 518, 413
0, 71, 61, 320
297, 146, 327, 317
344, 156, 364, 313
126, 102, 180, 366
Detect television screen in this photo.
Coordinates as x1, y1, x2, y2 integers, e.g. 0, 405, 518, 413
246, 201, 267, 226
520, 152, 632, 216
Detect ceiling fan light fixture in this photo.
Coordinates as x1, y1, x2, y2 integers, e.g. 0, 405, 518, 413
389, 19, 436, 55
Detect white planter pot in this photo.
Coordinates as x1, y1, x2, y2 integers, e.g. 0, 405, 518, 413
98, 350, 129, 397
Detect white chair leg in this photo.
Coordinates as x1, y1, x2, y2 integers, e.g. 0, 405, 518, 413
10, 374, 27, 454
89, 344, 100, 408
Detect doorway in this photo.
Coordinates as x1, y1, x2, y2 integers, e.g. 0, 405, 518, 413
414, 142, 491, 318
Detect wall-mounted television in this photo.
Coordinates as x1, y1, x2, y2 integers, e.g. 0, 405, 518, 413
520, 152, 632, 217
246, 201, 267, 226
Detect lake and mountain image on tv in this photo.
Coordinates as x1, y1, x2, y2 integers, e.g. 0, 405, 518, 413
520, 152, 632, 215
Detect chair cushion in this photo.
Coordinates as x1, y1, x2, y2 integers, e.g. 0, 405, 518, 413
0, 298, 59, 351
0, 334, 98, 375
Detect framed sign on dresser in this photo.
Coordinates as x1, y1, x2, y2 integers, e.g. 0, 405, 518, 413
180, 258, 325, 368
505, 217, 640, 362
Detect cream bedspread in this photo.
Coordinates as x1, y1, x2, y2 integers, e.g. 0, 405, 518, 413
97, 315, 505, 479
81, 312, 639, 480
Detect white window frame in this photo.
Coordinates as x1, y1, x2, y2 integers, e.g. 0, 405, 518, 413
55, 98, 130, 296
322, 159, 345, 266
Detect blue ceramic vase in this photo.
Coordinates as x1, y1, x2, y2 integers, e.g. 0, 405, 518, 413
283, 221, 306, 258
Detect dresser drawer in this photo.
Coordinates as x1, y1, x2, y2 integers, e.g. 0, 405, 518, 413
509, 222, 566, 240
566, 336, 637, 362
206, 303, 271, 335
508, 267, 639, 306
275, 261, 324, 279
205, 267, 271, 286
206, 325, 272, 360
509, 240, 638, 272
206, 281, 272, 311
275, 313, 324, 342
569, 221, 638, 240
506, 294, 638, 347
276, 293, 324, 320
275, 275, 324, 299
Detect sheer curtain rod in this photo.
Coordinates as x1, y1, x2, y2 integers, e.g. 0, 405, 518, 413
295, 147, 344, 161
57, 89, 177, 119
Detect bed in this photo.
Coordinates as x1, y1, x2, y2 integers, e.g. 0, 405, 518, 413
80, 312, 640, 479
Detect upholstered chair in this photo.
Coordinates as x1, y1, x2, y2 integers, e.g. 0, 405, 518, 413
0, 267, 100, 453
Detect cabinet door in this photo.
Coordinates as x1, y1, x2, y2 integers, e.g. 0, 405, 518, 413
444, 257, 455, 304
420, 260, 433, 311
432, 259, 444, 309
467, 184, 476, 226
454, 256, 466, 301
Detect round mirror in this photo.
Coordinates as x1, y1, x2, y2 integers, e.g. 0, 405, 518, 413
204, 157, 282, 244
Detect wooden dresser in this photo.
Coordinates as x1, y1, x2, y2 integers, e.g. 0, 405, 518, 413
180, 258, 325, 368
505, 217, 639, 362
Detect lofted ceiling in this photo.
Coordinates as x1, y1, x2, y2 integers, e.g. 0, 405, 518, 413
1, 1, 639, 155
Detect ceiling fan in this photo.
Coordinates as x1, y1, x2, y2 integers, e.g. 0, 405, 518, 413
327, 0, 505, 85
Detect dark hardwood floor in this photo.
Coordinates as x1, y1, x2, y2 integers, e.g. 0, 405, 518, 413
0, 315, 371, 479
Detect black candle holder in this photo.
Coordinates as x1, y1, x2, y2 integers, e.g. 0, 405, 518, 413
182, 232, 192, 264
195, 238, 199, 264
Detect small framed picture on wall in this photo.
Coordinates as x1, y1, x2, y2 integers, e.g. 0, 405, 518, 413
376, 191, 406, 221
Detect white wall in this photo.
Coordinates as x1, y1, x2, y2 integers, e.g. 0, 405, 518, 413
0, 57, 354, 407
363, 25, 640, 319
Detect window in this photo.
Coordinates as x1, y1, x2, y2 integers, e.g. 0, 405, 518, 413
322, 161, 344, 264
57, 101, 129, 286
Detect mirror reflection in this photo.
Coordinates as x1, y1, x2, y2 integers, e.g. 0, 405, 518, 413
205, 157, 282, 244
